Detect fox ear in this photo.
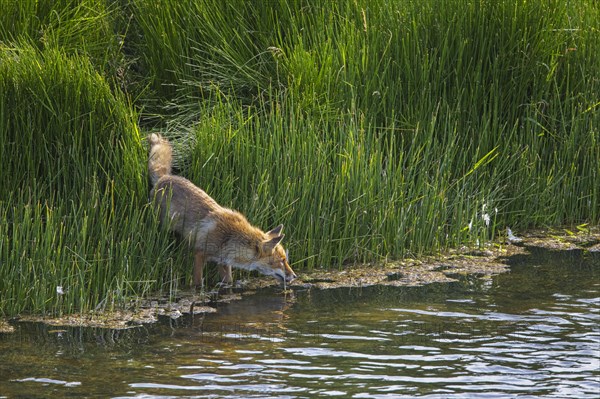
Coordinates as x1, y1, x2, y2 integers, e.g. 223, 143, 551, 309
267, 224, 284, 237
263, 234, 284, 253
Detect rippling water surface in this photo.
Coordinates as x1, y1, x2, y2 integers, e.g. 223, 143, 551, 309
1, 248, 599, 398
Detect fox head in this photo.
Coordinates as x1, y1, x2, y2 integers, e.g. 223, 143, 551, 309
252, 224, 296, 286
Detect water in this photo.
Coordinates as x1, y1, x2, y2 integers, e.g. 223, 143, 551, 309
1, 247, 599, 398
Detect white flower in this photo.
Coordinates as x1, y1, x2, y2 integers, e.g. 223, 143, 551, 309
56, 286, 64, 295
482, 213, 490, 226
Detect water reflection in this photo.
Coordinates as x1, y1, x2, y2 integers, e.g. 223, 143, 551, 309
1, 248, 598, 398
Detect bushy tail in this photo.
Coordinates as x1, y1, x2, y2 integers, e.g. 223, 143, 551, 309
147, 133, 173, 186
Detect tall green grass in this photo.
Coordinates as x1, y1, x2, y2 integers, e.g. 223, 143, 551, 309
0, 44, 189, 316
0, 0, 598, 317
0, 0, 125, 78
136, 0, 598, 245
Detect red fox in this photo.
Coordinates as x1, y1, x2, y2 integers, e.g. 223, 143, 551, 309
148, 133, 296, 288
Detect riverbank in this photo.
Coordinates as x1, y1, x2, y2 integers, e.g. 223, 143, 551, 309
2, 228, 597, 333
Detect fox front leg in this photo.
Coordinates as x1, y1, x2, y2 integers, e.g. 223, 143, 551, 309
218, 264, 233, 284
193, 251, 205, 288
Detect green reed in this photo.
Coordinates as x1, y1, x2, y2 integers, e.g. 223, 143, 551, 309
0, 44, 188, 316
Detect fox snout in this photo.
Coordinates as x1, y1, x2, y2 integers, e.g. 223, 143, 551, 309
283, 260, 297, 284
268, 257, 296, 286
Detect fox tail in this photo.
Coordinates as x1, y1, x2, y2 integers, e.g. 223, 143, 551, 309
147, 133, 173, 186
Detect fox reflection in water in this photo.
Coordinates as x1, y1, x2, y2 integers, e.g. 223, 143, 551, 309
161, 289, 298, 343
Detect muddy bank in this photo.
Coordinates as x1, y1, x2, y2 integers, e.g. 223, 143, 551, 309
2, 228, 598, 332
247, 227, 600, 290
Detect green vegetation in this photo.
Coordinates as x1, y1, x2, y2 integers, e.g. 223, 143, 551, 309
1, 0, 598, 317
